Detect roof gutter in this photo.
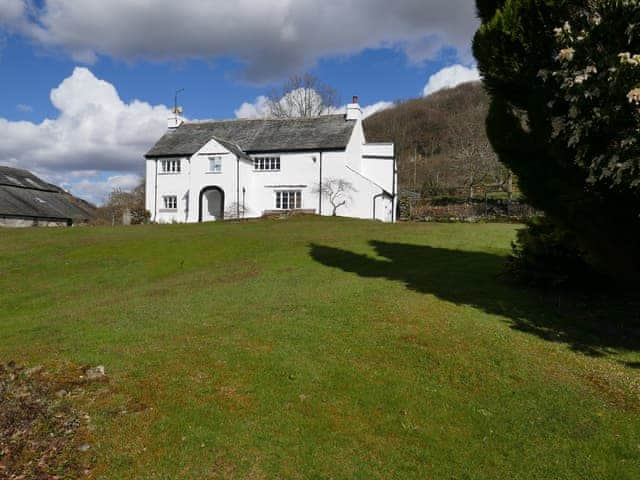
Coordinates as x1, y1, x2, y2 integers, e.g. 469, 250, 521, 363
146, 147, 347, 159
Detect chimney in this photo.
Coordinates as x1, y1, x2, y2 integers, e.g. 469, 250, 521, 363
168, 106, 184, 129
346, 95, 362, 121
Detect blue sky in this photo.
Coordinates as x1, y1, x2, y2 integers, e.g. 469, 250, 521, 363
0, 0, 479, 204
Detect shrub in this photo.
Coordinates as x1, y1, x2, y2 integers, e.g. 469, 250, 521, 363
505, 217, 602, 288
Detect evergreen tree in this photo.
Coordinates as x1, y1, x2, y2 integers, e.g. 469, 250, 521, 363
473, 0, 640, 282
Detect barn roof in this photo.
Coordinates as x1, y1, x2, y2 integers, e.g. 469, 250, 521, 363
145, 115, 356, 158
0, 166, 95, 222
0, 166, 61, 192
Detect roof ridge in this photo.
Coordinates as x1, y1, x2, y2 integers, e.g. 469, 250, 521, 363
0, 165, 32, 174
184, 114, 346, 125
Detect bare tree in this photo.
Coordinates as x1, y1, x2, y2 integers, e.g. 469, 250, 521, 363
95, 181, 148, 225
313, 178, 357, 216
268, 73, 339, 118
445, 104, 502, 200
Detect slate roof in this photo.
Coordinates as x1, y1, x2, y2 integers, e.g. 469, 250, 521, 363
0, 166, 95, 223
213, 137, 252, 161
145, 114, 356, 158
0, 166, 61, 192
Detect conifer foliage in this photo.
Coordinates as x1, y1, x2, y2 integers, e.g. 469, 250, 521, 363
473, 0, 640, 283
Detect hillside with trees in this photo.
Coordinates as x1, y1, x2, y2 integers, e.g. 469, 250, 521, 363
364, 82, 513, 201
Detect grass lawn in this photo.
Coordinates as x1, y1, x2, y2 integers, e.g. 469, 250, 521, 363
0, 217, 638, 479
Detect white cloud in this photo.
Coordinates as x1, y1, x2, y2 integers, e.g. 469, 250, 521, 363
16, 103, 33, 112
361, 101, 395, 119
43, 171, 143, 206
334, 100, 395, 119
0, 67, 171, 204
0, 0, 25, 24
423, 64, 481, 97
106, 173, 141, 191
234, 95, 270, 119
0, 0, 478, 81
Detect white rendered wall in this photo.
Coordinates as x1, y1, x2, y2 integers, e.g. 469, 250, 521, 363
146, 156, 191, 223
145, 158, 156, 220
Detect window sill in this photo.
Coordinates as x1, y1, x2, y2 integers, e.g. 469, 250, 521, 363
253, 170, 281, 173
158, 172, 181, 175
206, 171, 223, 174
159, 209, 178, 212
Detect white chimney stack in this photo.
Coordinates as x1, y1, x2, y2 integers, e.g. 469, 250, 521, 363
346, 95, 362, 121
168, 106, 184, 129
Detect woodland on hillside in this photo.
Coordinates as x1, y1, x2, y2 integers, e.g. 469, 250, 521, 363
365, 82, 514, 202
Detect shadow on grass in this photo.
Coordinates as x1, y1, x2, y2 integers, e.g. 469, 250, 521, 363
309, 241, 640, 358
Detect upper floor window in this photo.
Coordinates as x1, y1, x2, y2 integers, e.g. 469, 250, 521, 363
254, 156, 280, 171
275, 190, 302, 210
163, 195, 177, 210
209, 156, 223, 173
161, 159, 181, 173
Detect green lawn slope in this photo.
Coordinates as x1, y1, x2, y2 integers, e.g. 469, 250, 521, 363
0, 217, 637, 479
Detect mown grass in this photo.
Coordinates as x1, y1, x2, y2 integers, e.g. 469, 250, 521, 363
0, 217, 638, 479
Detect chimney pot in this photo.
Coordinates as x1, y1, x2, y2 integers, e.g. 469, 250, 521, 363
352, 95, 359, 104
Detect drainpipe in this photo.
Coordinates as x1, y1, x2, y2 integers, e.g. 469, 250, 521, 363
391, 154, 397, 223
236, 156, 240, 220
154, 158, 158, 221
318, 151, 323, 215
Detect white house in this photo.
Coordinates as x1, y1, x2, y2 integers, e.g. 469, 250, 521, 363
144, 97, 396, 223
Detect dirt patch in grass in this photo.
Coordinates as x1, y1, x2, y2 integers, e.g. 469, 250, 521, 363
581, 369, 640, 411
214, 261, 262, 284
144, 261, 262, 299
0, 361, 105, 479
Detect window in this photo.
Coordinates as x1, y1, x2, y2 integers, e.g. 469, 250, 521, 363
253, 156, 280, 171
163, 195, 178, 210
209, 156, 223, 173
160, 159, 181, 173
275, 190, 302, 210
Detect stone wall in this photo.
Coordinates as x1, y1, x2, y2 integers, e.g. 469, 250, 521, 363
401, 200, 538, 222
0, 217, 70, 228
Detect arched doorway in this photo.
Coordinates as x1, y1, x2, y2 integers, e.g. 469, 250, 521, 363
199, 186, 225, 222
